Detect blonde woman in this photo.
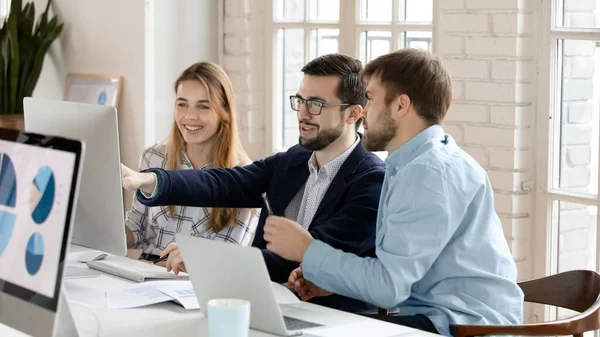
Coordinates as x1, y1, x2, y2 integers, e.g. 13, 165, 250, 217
124, 62, 259, 262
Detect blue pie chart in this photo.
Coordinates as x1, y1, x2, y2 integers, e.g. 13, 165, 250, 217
0, 153, 17, 256
25, 233, 44, 275
30, 166, 55, 224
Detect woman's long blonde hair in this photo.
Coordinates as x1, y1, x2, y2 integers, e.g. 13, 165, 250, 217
165, 62, 249, 233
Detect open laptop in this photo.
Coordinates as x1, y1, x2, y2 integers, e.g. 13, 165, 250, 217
176, 234, 327, 336
24, 97, 127, 256
0, 128, 85, 337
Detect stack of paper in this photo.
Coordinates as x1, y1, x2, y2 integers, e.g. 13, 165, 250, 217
105, 280, 199, 310
105, 281, 300, 310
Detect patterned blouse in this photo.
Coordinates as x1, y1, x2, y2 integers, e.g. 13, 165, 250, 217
125, 143, 260, 256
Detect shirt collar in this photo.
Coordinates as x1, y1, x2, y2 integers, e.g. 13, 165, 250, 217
307, 134, 360, 178
182, 152, 212, 170
386, 124, 446, 169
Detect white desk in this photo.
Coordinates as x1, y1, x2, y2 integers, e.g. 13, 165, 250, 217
64, 245, 439, 337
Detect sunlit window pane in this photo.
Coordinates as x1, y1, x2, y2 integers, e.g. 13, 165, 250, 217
359, 31, 392, 64
274, 0, 303, 21
309, 29, 339, 60
359, 0, 392, 23
308, 0, 339, 22
553, 200, 598, 321
276, 29, 304, 149
399, 31, 432, 51
556, 0, 600, 29
553, 40, 600, 196
399, 0, 432, 22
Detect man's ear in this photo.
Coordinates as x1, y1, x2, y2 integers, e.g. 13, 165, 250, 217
346, 105, 364, 125
392, 94, 411, 120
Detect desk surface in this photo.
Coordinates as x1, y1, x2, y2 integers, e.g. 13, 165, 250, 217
63, 244, 438, 337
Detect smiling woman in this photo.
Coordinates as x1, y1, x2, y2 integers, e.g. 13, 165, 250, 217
123, 62, 260, 262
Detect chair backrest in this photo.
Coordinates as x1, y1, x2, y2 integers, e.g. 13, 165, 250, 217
519, 269, 600, 312
450, 270, 600, 337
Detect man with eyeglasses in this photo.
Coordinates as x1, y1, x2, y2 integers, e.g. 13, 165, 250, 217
122, 53, 385, 313
264, 49, 524, 335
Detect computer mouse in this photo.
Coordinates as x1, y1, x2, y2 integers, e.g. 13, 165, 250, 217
77, 251, 108, 263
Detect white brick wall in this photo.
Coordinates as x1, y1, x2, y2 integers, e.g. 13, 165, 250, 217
223, 0, 265, 159
440, 14, 488, 33
438, 0, 534, 286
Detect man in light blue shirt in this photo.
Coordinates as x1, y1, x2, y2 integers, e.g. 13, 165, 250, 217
263, 48, 524, 336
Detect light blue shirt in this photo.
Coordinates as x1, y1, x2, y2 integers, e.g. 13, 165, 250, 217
303, 124, 524, 336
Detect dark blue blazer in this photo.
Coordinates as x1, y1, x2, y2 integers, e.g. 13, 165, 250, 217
137, 136, 385, 313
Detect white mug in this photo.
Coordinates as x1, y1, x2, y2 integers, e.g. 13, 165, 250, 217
207, 298, 251, 337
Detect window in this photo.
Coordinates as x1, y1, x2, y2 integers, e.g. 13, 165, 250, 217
0, 0, 9, 23
265, 0, 433, 152
537, 0, 600, 327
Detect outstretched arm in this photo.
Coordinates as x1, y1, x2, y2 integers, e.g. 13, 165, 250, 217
123, 153, 284, 209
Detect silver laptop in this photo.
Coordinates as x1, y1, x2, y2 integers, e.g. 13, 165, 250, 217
176, 234, 326, 336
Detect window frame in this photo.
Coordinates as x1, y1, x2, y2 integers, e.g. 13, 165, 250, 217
534, 0, 600, 323
263, 0, 433, 153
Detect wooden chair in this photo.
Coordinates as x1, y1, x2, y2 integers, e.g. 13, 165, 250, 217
451, 269, 600, 337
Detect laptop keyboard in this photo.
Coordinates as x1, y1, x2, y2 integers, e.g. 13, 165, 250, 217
283, 316, 322, 331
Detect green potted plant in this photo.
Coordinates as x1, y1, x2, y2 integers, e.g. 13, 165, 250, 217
0, 0, 63, 130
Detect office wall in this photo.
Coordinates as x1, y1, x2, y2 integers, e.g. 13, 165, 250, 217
32, 0, 146, 209
145, 0, 221, 147
32, 0, 220, 210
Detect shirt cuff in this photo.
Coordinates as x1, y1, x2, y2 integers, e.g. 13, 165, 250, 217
139, 173, 158, 198
302, 240, 333, 281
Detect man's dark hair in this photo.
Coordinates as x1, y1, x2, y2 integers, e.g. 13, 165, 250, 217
301, 53, 366, 130
360, 48, 452, 125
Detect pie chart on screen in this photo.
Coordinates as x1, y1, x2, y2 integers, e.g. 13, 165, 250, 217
0, 153, 17, 256
30, 166, 55, 224
25, 233, 44, 275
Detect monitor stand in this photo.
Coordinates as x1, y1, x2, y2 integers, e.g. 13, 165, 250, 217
0, 287, 80, 337
53, 289, 79, 337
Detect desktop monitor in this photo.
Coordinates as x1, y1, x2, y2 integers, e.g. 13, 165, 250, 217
0, 128, 84, 337
24, 98, 127, 256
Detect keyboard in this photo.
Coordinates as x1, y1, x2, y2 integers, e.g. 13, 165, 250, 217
65, 266, 102, 279
283, 316, 322, 331
86, 255, 187, 282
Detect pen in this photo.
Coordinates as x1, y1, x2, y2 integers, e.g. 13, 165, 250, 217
153, 254, 169, 264
261, 192, 273, 216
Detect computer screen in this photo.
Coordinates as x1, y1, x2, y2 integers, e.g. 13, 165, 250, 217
24, 98, 127, 256
0, 131, 82, 312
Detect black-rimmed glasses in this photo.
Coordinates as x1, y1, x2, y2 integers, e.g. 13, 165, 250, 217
289, 95, 351, 116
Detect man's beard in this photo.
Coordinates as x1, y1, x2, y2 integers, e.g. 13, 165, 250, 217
364, 105, 396, 152
299, 119, 345, 151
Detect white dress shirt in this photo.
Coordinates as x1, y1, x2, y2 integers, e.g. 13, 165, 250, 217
285, 136, 360, 228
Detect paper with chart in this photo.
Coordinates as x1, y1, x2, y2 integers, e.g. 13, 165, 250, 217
155, 282, 200, 309
105, 280, 199, 310
105, 280, 298, 310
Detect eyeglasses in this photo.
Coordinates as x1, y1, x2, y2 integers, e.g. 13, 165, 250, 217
289, 96, 351, 116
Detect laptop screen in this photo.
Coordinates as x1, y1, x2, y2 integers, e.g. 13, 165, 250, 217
0, 129, 83, 312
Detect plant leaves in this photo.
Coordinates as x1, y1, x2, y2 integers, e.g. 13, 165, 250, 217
6, 10, 19, 114
1, 0, 63, 114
